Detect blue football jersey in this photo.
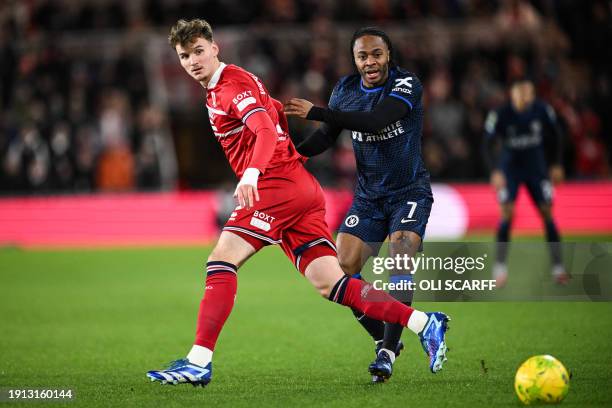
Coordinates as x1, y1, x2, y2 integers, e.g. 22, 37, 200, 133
484, 100, 560, 178
328, 66, 431, 200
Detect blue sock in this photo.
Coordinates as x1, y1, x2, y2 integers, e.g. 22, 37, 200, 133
545, 219, 562, 265
497, 220, 511, 242
545, 219, 560, 242
496, 220, 511, 264
382, 274, 413, 351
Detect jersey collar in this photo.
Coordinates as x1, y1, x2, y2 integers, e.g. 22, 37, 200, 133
359, 66, 396, 93
360, 79, 384, 93
207, 62, 227, 89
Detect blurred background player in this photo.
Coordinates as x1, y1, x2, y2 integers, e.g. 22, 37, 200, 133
484, 77, 568, 287
285, 27, 432, 383
146, 19, 449, 387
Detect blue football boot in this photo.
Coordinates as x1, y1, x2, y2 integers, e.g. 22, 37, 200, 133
369, 340, 405, 383
418, 312, 450, 373
146, 359, 212, 387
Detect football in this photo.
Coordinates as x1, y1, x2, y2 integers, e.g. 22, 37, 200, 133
514, 355, 570, 404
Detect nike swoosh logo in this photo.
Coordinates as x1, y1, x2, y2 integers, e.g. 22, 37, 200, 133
400, 218, 416, 223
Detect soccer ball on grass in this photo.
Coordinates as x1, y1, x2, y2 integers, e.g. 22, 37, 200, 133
514, 355, 570, 404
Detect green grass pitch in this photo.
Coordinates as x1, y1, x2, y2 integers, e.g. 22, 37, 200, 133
1, 242, 611, 407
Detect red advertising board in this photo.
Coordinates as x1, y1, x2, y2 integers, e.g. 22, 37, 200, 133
0, 183, 609, 247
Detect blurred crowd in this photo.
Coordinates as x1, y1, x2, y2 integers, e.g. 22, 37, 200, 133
0, 1, 178, 194
1, 0, 610, 194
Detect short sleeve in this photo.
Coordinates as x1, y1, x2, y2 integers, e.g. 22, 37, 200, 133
218, 73, 267, 123
388, 75, 422, 110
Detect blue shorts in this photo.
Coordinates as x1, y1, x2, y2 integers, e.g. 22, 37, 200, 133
338, 189, 433, 254
499, 171, 553, 205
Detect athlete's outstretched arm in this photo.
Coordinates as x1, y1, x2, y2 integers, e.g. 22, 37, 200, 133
292, 123, 343, 157
285, 96, 410, 133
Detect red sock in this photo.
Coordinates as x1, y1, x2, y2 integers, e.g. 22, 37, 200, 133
194, 262, 238, 350
330, 276, 413, 326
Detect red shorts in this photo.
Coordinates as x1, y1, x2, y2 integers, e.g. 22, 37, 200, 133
223, 161, 336, 274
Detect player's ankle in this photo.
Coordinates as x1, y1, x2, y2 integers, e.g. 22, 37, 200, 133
407, 310, 428, 334
187, 345, 213, 367
379, 348, 396, 363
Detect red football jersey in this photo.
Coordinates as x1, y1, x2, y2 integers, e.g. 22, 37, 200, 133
205, 63, 304, 178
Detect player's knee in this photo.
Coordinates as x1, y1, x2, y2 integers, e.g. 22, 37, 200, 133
317, 283, 333, 299
306, 274, 334, 298
337, 254, 361, 276
538, 205, 552, 220
304, 255, 346, 298
501, 205, 515, 222
389, 230, 421, 253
